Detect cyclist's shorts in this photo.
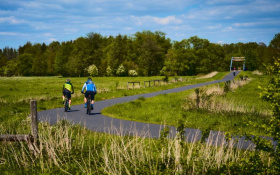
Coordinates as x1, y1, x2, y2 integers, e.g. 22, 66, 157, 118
63, 89, 71, 99
85, 91, 96, 101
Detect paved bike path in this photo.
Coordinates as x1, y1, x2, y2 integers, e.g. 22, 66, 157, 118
38, 72, 261, 149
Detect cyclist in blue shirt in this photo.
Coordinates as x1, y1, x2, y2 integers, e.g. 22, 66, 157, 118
81, 77, 97, 109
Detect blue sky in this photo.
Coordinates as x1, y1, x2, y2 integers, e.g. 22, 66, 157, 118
0, 0, 279, 49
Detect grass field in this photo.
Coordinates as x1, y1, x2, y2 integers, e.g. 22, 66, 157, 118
0, 71, 277, 174
0, 72, 227, 127
102, 71, 272, 136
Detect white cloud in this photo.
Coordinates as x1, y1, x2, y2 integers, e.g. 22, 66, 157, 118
48, 38, 57, 42
125, 27, 132, 31
131, 15, 182, 26
222, 26, 234, 32
33, 24, 50, 30
0, 31, 29, 37
0, 32, 18, 36
43, 33, 54, 37
0, 0, 279, 48
251, 0, 280, 12
217, 40, 224, 44
64, 28, 78, 32
234, 20, 280, 27
238, 38, 246, 41
19, 1, 63, 11
207, 24, 222, 30
154, 16, 182, 25
0, 16, 25, 24
234, 23, 255, 27
206, 0, 244, 5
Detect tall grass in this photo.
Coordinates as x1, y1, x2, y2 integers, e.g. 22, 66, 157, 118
185, 79, 270, 116
0, 119, 273, 174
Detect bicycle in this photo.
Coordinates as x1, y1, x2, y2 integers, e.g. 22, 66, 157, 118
64, 97, 70, 112
82, 92, 92, 115
86, 94, 92, 114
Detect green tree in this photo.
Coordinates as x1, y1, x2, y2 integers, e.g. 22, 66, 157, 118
163, 41, 191, 76
86, 64, 98, 77
205, 43, 226, 72
3, 60, 18, 76
196, 48, 211, 73
186, 36, 211, 74
116, 64, 126, 76
55, 41, 71, 76
46, 41, 60, 75
128, 70, 138, 77
87, 32, 106, 75
168, 39, 191, 75
2, 47, 17, 61
103, 34, 135, 74
188, 36, 210, 50
18, 53, 33, 76
106, 66, 113, 76
67, 37, 92, 76
258, 57, 280, 173
162, 49, 178, 76
269, 33, 280, 56
265, 33, 280, 66
256, 42, 268, 72
32, 53, 48, 76
0, 53, 8, 70
32, 43, 47, 76
134, 31, 171, 76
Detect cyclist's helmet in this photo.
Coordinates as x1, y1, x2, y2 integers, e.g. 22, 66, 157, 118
66, 78, 71, 82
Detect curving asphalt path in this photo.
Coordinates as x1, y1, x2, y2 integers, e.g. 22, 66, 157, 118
38, 71, 267, 150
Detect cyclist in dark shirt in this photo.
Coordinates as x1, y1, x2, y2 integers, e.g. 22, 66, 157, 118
62, 78, 74, 110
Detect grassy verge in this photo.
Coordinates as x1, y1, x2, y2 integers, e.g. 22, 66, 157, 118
102, 71, 271, 136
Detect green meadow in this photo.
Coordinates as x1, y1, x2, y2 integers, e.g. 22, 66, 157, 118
102, 71, 272, 136
0, 72, 227, 126
0, 71, 278, 174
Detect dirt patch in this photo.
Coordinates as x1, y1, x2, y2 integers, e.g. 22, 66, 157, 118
197, 71, 218, 79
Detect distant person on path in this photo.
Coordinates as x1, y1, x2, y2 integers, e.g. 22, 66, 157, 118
62, 78, 74, 110
233, 67, 236, 76
81, 77, 97, 109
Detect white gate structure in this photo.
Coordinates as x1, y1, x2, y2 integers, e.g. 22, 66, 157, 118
230, 57, 246, 71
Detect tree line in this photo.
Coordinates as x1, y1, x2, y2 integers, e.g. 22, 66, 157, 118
0, 31, 279, 77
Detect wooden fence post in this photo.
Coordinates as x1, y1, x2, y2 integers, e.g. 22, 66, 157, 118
30, 100, 38, 142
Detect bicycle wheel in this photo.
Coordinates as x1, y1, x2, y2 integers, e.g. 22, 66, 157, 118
64, 99, 69, 112
87, 98, 91, 114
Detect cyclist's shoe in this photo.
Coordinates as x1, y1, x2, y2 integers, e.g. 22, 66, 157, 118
91, 104, 94, 110
84, 103, 87, 108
